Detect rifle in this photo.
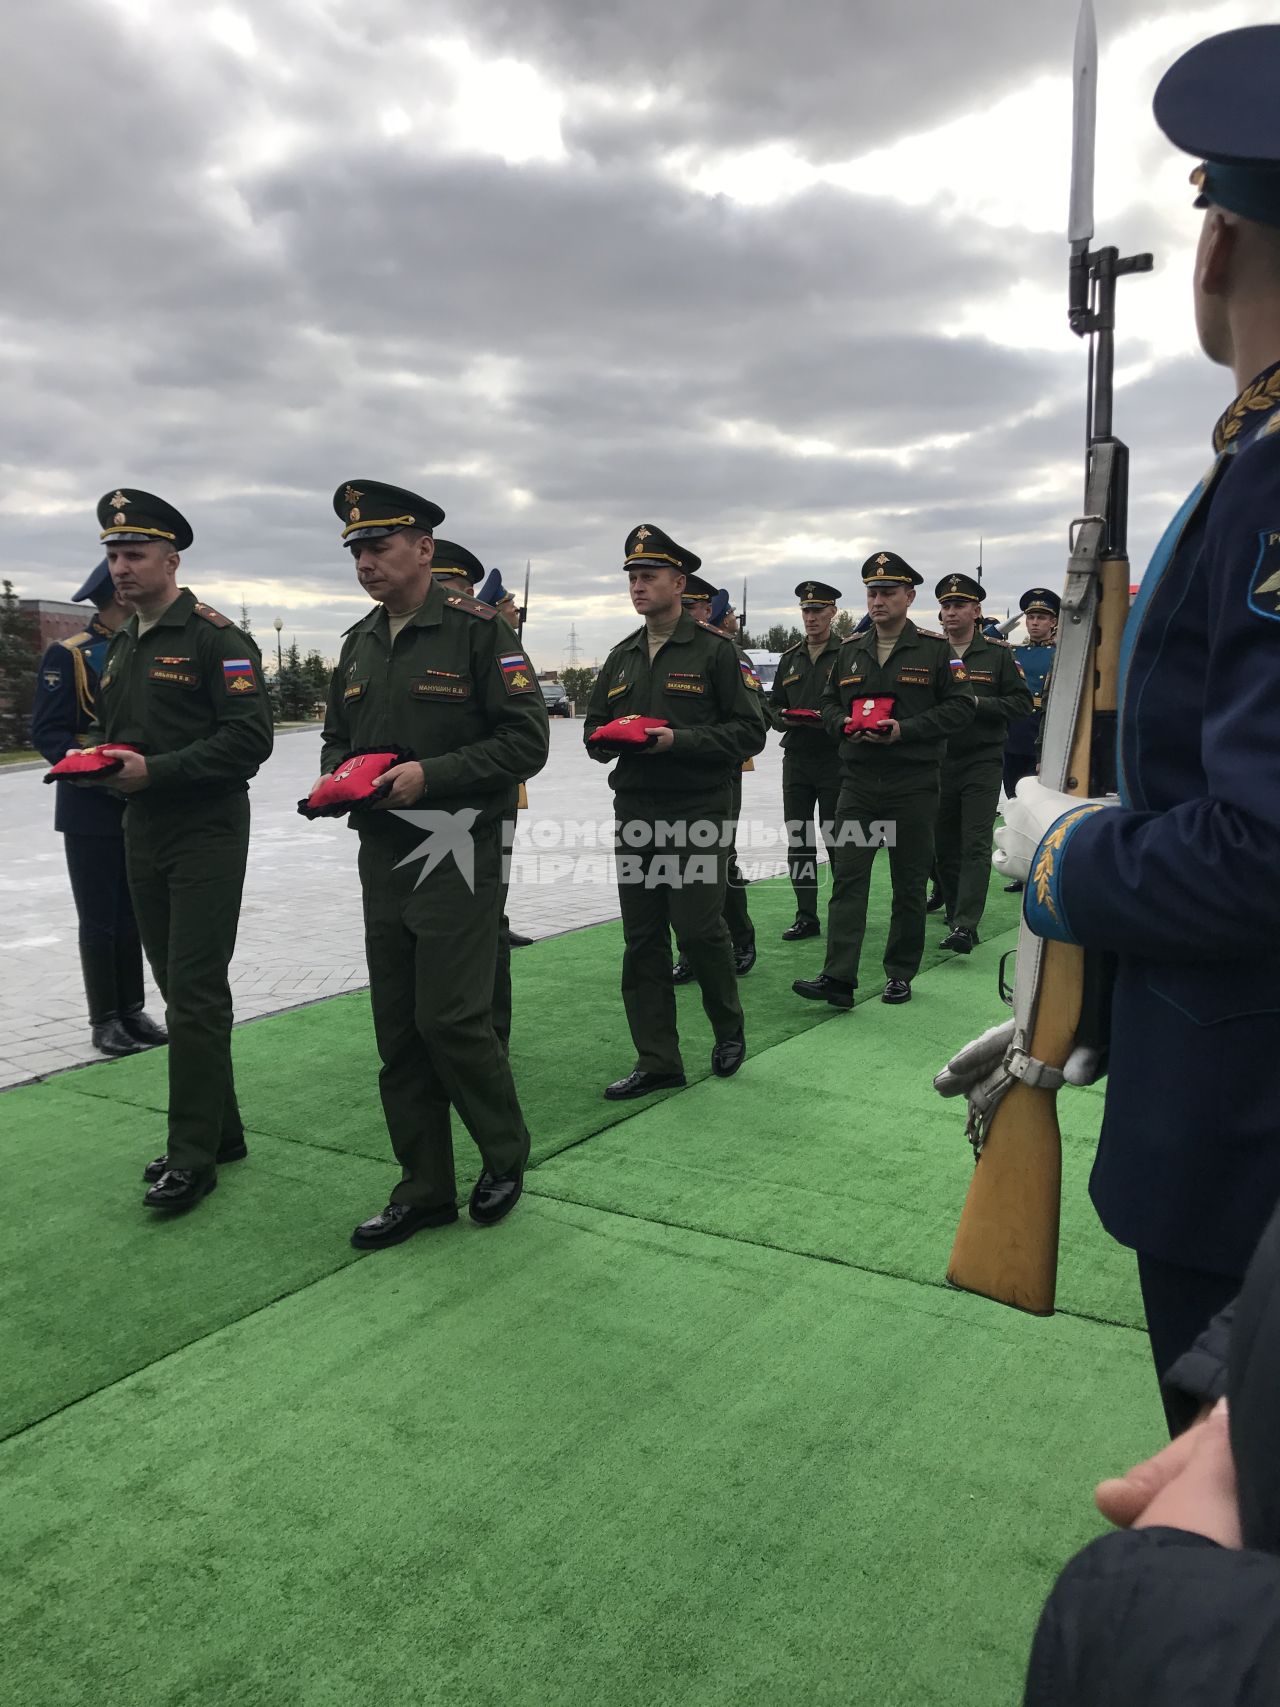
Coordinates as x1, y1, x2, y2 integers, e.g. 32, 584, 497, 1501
944, 0, 1152, 1315
519, 559, 531, 636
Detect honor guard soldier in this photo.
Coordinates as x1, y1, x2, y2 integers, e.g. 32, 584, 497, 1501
585, 524, 765, 1098
792, 551, 973, 1008
768, 580, 844, 940
932, 571, 1032, 951
30, 558, 167, 1059
1001, 588, 1058, 884
91, 490, 273, 1211
986, 27, 1280, 1391
317, 482, 549, 1249
669, 576, 760, 982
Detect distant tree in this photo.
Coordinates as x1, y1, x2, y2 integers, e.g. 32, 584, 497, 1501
833, 608, 859, 637
560, 665, 595, 711
239, 598, 255, 647
0, 580, 40, 750
276, 639, 313, 722
763, 623, 803, 652
301, 648, 330, 706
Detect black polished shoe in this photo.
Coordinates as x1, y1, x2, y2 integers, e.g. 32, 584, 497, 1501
469, 1170, 523, 1226
506, 930, 534, 948
143, 1140, 248, 1184
350, 1201, 459, 1249
92, 1018, 144, 1058
733, 943, 757, 976
603, 1069, 687, 1101
781, 917, 821, 941
1003, 879, 1024, 893
121, 1008, 168, 1047
711, 1029, 746, 1078
671, 959, 695, 985
939, 925, 978, 953
882, 979, 912, 1004
791, 974, 854, 1010
925, 888, 946, 913
143, 1167, 217, 1211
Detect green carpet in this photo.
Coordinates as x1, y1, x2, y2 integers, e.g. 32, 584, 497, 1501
1, 867, 1155, 1706
4, 1199, 1152, 1707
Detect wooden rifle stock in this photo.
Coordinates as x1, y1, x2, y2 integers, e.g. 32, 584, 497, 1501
946, 553, 1129, 1314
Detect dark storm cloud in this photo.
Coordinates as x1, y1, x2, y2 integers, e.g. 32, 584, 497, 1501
0, 0, 1235, 665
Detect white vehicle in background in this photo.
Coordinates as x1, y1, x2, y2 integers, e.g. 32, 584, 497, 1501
745, 650, 781, 692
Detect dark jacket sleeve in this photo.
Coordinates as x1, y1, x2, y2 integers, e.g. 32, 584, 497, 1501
1023, 1529, 1280, 1707
30, 644, 79, 763
1163, 1305, 1235, 1434
1055, 448, 1280, 960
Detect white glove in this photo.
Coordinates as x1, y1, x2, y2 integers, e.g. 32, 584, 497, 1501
992, 777, 1111, 884
935, 1015, 1104, 1101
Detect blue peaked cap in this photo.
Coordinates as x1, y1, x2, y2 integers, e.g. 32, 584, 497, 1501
72, 557, 113, 604
476, 567, 508, 607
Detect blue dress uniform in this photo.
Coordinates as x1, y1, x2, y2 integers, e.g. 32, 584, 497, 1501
1022, 27, 1280, 1378
29, 560, 160, 1055
1002, 589, 1058, 798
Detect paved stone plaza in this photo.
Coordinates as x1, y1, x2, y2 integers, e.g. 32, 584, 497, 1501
0, 723, 799, 1087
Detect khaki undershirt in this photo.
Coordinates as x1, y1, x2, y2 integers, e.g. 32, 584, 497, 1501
387, 605, 423, 645
136, 613, 162, 638
950, 639, 971, 659
806, 638, 829, 663
646, 614, 680, 662
876, 633, 898, 667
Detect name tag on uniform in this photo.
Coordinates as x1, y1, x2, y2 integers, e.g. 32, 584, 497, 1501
607, 681, 630, 700
148, 666, 200, 687
664, 673, 706, 695
782, 673, 801, 687
897, 667, 930, 684
840, 674, 864, 688
968, 670, 993, 683
344, 681, 367, 703
411, 673, 471, 700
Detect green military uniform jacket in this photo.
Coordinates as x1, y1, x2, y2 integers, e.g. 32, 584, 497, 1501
943, 631, 1033, 760
583, 613, 766, 794
320, 579, 549, 824
820, 618, 975, 774
97, 587, 273, 800
768, 632, 843, 747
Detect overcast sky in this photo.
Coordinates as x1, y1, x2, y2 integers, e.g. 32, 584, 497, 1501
4, 0, 1270, 666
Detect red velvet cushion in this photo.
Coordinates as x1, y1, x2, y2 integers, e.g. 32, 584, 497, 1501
587, 715, 670, 752
781, 708, 822, 725
298, 750, 404, 819
44, 744, 142, 783
843, 695, 897, 735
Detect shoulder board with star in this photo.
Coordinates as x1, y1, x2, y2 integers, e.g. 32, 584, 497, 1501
780, 638, 806, 656
696, 620, 733, 640
193, 602, 232, 629
444, 593, 497, 620
914, 626, 946, 641
983, 634, 1011, 648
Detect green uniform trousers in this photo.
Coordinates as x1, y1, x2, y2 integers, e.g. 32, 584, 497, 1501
358, 817, 529, 1211
781, 751, 840, 923
934, 752, 1004, 932
720, 770, 754, 952
124, 793, 249, 1171
615, 787, 743, 1076
823, 766, 940, 988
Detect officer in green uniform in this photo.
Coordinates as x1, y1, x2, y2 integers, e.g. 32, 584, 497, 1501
792, 551, 974, 1008
932, 571, 1033, 951
768, 580, 844, 940
92, 489, 274, 1211
318, 481, 549, 1249
670, 575, 760, 981
585, 524, 765, 1098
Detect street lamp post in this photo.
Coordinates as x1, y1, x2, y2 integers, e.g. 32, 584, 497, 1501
273, 616, 283, 678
